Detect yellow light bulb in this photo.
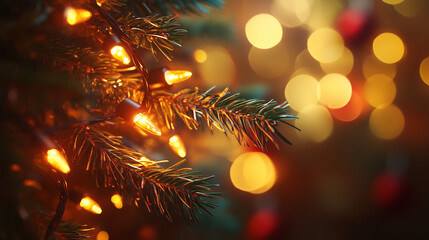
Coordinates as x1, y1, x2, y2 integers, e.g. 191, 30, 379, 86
46, 149, 70, 174
80, 197, 102, 214
65, 8, 92, 25
133, 113, 161, 136
110, 194, 123, 209
110, 46, 131, 65
164, 70, 192, 85
169, 135, 186, 158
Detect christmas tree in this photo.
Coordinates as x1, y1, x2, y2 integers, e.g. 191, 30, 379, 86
0, 0, 297, 238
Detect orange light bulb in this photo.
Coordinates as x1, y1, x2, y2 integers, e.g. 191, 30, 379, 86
169, 135, 186, 158
133, 113, 161, 136
164, 70, 192, 85
110, 45, 131, 65
46, 149, 70, 174
80, 197, 102, 214
65, 8, 92, 25
110, 194, 123, 209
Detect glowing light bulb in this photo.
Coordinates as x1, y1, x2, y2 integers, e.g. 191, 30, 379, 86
133, 113, 161, 136
164, 70, 192, 85
110, 194, 123, 209
169, 135, 186, 158
110, 46, 131, 65
65, 8, 92, 25
80, 197, 102, 214
46, 149, 70, 174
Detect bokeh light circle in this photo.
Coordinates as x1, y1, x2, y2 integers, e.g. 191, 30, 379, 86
330, 91, 363, 122
245, 14, 283, 49
419, 57, 429, 86
365, 74, 396, 108
270, 0, 311, 28
382, 0, 404, 5
320, 47, 354, 75
308, 28, 344, 63
296, 104, 333, 142
230, 152, 276, 194
319, 74, 352, 109
248, 45, 289, 78
285, 74, 320, 111
198, 46, 235, 86
369, 104, 405, 140
373, 33, 405, 64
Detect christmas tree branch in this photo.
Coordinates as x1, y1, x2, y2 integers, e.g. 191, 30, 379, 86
118, 14, 187, 60
130, 0, 224, 16
71, 126, 220, 221
151, 87, 298, 149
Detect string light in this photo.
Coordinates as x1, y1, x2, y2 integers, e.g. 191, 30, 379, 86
116, 98, 161, 136
133, 113, 161, 136
80, 196, 102, 214
111, 194, 123, 209
110, 45, 131, 65
46, 149, 70, 174
164, 70, 192, 85
148, 68, 192, 90
65, 8, 92, 25
169, 135, 186, 158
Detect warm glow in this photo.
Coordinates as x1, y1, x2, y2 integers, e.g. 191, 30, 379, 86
111, 194, 123, 209
65, 8, 92, 25
169, 135, 186, 158
307, 28, 344, 63
46, 149, 70, 174
362, 54, 397, 79
296, 104, 333, 142
164, 70, 192, 85
248, 45, 289, 78
110, 45, 131, 65
394, 0, 422, 17
373, 33, 404, 64
97, 231, 109, 240
369, 104, 405, 140
245, 14, 283, 49
194, 49, 207, 63
285, 74, 320, 112
320, 47, 354, 75
330, 91, 363, 122
198, 46, 235, 86
319, 74, 352, 109
419, 57, 429, 86
80, 197, 102, 214
270, 0, 311, 28
365, 74, 396, 108
230, 152, 276, 194
382, 0, 404, 5
133, 113, 161, 136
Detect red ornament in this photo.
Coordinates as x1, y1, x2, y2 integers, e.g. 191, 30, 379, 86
336, 8, 370, 43
246, 209, 279, 240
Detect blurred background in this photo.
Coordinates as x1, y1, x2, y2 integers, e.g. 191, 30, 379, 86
5, 0, 429, 239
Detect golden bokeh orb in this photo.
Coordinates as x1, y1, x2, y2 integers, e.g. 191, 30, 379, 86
198, 46, 235, 86
270, 0, 312, 28
373, 33, 405, 64
382, 0, 405, 5
320, 47, 354, 75
319, 74, 352, 109
193, 49, 207, 63
245, 14, 283, 49
230, 152, 276, 194
296, 104, 333, 142
308, 28, 344, 63
419, 57, 429, 86
365, 74, 396, 108
369, 104, 405, 140
285, 74, 320, 111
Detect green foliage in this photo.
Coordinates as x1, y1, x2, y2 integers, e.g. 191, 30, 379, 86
118, 14, 187, 60
151, 87, 298, 150
129, 0, 224, 16
71, 126, 220, 222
